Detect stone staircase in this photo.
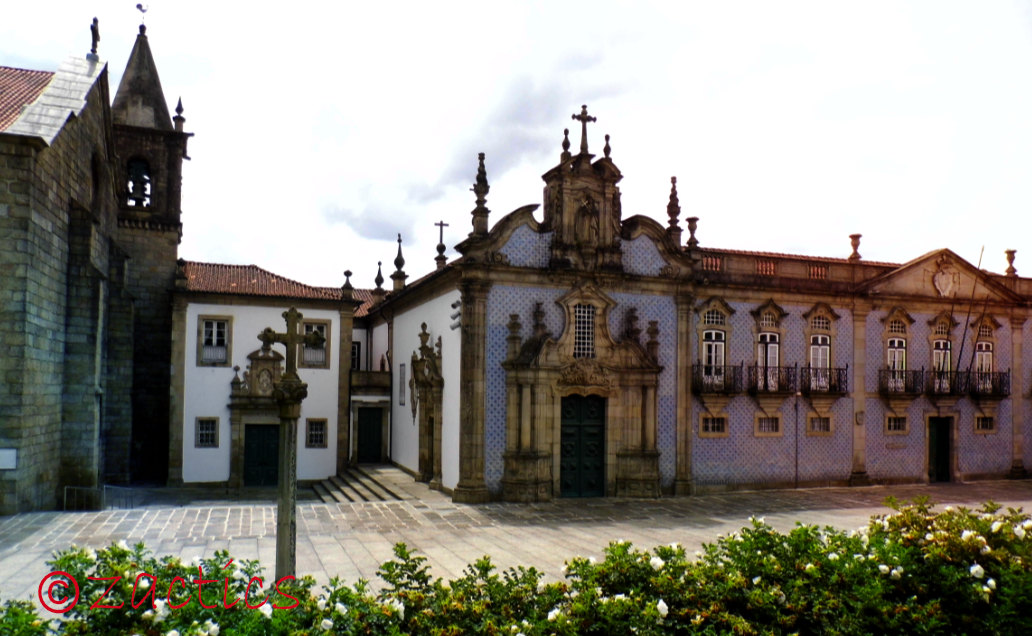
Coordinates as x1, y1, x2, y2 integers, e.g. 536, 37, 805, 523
313, 465, 413, 503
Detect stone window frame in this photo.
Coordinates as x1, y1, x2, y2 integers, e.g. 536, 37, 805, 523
750, 300, 788, 368
195, 416, 219, 448
694, 297, 735, 366
974, 415, 997, 435
885, 414, 909, 436
305, 418, 329, 448
299, 319, 332, 370
806, 412, 833, 437
926, 311, 959, 373
880, 308, 915, 371
802, 303, 840, 370
971, 314, 1001, 373
196, 315, 233, 367
753, 413, 783, 437
698, 411, 730, 439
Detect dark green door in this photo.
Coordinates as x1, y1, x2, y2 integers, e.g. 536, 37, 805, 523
929, 417, 951, 483
560, 395, 605, 497
244, 424, 279, 487
357, 407, 383, 464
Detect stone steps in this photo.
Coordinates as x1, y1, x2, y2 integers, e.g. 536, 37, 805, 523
314, 465, 406, 503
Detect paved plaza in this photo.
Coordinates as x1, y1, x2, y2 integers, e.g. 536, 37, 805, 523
4, 473, 1032, 605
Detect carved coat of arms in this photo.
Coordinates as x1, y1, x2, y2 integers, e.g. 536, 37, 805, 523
931, 255, 959, 298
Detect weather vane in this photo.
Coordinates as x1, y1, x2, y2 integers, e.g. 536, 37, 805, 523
136, 4, 149, 22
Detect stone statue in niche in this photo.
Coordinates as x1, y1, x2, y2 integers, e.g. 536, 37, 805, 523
576, 199, 600, 245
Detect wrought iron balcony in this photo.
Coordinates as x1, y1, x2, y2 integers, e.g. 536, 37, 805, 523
878, 368, 924, 396
968, 370, 1010, 398
926, 370, 968, 397
800, 366, 849, 395
747, 365, 797, 394
691, 364, 744, 394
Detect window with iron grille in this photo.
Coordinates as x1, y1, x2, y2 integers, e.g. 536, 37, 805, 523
888, 319, 906, 335
351, 342, 361, 371
301, 322, 328, 367
702, 255, 722, 271
934, 322, 949, 336
703, 309, 726, 326
573, 304, 596, 359
887, 416, 907, 433
760, 312, 778, 328
978, 323, 993, 339
196, 418, 218, 448
808, 263, 828, 279
202, 319, 228, 364
975, 416, 995, 432
811, 315, 831, 331
756, 260, 776, 276
809, 417, 831, 433
757, 417, 780, 434
306, 419, 328, 448
702, 417, 727, 434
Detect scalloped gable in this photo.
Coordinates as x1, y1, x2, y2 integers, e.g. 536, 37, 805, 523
859, 249, 1022, 303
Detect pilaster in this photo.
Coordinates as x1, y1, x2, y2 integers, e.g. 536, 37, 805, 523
849, 303, 870, 485
674, 293, 694, 495
336, 304, 356, 475
1010, 315, 1027, 478
167, 296, 188, 485
453, 279, 492, 503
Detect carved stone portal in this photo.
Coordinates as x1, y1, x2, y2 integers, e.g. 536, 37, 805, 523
501, 282, 663, 501
228, 346, 285, 488
411, 323, 444, 490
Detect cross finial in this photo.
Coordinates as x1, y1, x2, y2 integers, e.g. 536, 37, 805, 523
571, 105, 596, 154
89, 18, 100, 57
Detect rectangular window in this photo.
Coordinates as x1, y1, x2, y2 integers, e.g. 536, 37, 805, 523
195, 418, 219, 448
887, 416, 907, 433
300, 321, 330, 368
976, 416, 995, 432
702, 417, 726, 434
351, 342, 362, 371
809, 417, 831, 433
573, 304, 596, 359
756, 417, 780, 435
197, 316, 232, 366
702, 330, 725, 390
399, 363, 406, 405
306, 419, 328, 448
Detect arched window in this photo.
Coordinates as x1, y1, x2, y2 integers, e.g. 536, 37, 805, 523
127, 159, 151, 207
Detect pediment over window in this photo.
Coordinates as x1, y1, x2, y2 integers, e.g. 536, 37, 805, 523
859, 249, 1022, 303
696, 297, 735, 320
802, 302, 841, 323
926, 310, 960, 332
881, 307, 916, 330
972, 313, 1003, 334
750, 299, 788, 328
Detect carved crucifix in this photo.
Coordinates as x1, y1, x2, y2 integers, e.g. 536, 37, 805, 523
571, 104, 596, 154
258, 307, 324, 381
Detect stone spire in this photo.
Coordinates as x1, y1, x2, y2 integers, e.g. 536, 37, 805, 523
173, 98, 185, 132
391, 234, 408, 290
560, 128, 572, 162
470, 153, 491, 237
372, 261, 385, 303
571, 105, 596, 154
112, 23, 174, 130
666, 176, 681, 245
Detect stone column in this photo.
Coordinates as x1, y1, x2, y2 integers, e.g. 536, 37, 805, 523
849, 304, 871, 485
674, 293, 693, 495
1010, 316, 1026, 478
167, 296, 188, 486
520, 384, 532, 451
336, 305, 356, 475
453, 279, 491, 503
274, 380, 305, 581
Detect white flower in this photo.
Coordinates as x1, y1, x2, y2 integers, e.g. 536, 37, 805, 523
191, 556, 201, 567
695, 551, 703, 558
588, 557, 597, 564
1016, 525, 1026, 539
320, 618, 333, 630
971, 563, 985, 579
669, 542, 680, 549
854, 554, 865, 561
988, 578, 996, 590
389, 598, 405, 618
945, 506, 954, 512
259, 603, 273, 619
85, 548, 97, 561
560, 563, 568, 574
317, 599, 327, 611
981, 545, 992, 555
116, 540, 129, 550
548, 608, 561, 621
166, 631, 180, 636
209, 626, 220, 636
613, 594, 626, 601
925, 533, 934, 541
656, 598, 668, 617
983, 585, 992, 594
142, 611, 154, 620
650, 556, 665, 570
138, 577, 150, 590
804, 563, 815, 571
879, 564, 890, 574
992, 521, 1004, 533
335, 602, 346, 614
828, 553, 839, 561
962, 530, 974, 541
777, 591, 786, 605
1023, 519, 1032, 529
752, 576, 762, 585
891, 567, 903, 580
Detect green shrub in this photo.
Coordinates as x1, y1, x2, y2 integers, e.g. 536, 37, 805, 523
3, 498, 1032, 635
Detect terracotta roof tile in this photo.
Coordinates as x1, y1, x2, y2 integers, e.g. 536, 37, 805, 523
698, 247, 900, 268
182, 262, 374, 316
0, 66, 55, 132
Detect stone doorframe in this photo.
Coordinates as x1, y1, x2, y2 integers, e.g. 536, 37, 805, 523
349, 398, 390, 465
228, 347, 285, 487
500, 282, 663, 501
410, 323, 444, 489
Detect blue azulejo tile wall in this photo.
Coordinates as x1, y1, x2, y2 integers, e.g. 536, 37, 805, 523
622, 237, 668, 277
498, 224, 552, 268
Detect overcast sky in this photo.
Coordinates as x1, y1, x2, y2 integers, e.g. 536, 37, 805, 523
4, 1, 1032, 288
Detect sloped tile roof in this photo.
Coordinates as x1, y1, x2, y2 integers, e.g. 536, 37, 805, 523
699, 247, 900, 268
181, 261, 375, 316
0, 66, 55, 132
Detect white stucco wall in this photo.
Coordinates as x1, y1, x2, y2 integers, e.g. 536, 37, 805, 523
371, 323, 389, 372
182, 303, 341, 483
390, 289, 462, 488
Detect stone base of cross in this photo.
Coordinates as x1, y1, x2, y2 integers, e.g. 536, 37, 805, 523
257, 307, 323, 581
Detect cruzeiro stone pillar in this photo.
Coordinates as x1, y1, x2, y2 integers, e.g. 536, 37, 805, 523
258, 307, 324, 580
453, 279, 492, 503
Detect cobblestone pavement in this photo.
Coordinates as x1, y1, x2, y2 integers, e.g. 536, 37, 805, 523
4, 477, 1032, 605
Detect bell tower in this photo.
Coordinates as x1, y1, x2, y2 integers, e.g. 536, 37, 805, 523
112, 23, 193, 483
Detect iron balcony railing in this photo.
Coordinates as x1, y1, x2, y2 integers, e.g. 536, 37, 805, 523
800, 365, 849, 395
967, 370, 1011, 398
926, 370, 968, 396
747, 365, 797, 394
691, 364, 744, 394
878, 368, 924, 395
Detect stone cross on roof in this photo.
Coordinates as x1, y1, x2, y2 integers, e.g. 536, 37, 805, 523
258, 307, 324, 381
571, 104, 596, 154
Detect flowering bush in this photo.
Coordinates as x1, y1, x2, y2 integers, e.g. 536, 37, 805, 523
3, 498, 1032, 635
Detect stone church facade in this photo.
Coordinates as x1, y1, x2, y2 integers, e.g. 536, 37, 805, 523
0, 23, 189, 513
367, 110, 1031, 503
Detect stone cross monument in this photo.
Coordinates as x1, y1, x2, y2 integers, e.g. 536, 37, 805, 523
257, 307, 325, 580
